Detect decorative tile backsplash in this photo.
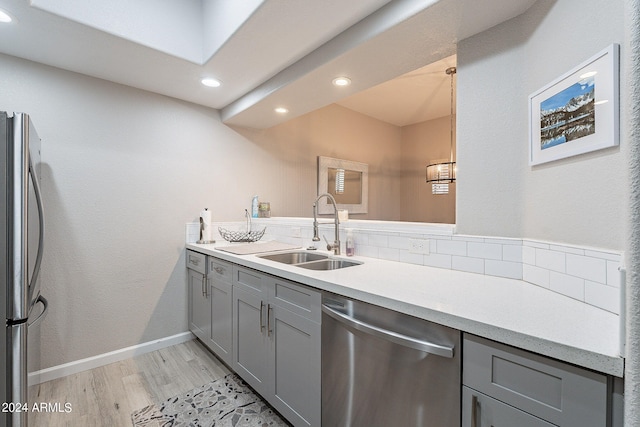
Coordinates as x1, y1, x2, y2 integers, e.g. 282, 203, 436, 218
186, 218, 623, 315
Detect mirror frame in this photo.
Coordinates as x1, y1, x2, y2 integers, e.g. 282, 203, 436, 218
317, 156, 368, 214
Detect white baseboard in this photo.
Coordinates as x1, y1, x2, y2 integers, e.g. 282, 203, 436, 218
29, 331, 194, 385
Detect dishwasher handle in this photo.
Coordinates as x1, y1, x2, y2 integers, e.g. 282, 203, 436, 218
322, 303, 454, 358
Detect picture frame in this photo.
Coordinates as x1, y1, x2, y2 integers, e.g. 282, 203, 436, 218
528, 44, 619, 166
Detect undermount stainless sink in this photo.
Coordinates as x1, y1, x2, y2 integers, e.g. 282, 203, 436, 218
257, 250, 361, 270
258, 251, 328, 264
295, 259, 361, 271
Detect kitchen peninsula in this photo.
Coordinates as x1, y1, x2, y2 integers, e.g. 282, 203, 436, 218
187, 239, 623, 377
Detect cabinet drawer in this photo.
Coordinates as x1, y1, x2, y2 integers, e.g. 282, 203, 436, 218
208, 258, 232, 283
463, 334, 608, 426
268, 276, 321, 323
462, 386, 554, 427
233, 266, 267, 295
186, 250, 206, 274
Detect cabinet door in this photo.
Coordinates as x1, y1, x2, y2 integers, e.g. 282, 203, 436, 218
232, 285, 271, 397
462, 387, 554, 427
210, 279, 232, 365
209, 260, 233, 366
188, 269, 211, 346
270, 305, 321, 427
463, 334, 607, 426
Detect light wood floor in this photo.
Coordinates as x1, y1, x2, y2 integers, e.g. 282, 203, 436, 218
29, 339, 231, 427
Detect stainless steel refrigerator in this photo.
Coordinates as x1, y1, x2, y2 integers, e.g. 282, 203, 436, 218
1, 112, 48, 427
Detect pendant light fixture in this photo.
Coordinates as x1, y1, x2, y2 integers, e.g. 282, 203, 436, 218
426, 66, 457, 194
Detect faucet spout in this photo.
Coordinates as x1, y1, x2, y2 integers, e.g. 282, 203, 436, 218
313, 193, 341, 255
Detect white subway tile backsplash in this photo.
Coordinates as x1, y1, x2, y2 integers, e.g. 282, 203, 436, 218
452, 256, 484, 274
549, 244, 584, 255
388, 235, 409, 250
368, 233, 389, 247
584, 249, 622, 262
355, 232, 369, 246
535, 249, 566, 273
485, 260, 522, 280
378, 247, 400, 262
356, 245, 379, 258
523, 240, 550, 249
467, 242, 502, 260
607, 260, 621, 288
453, 235, 485, 243
502, 245, 523, 263
423, 253, 452, 269
485, 237, 522, 245
566, 254, 606, 283
549, 271, 584, 301
399, 250, 425, 266
185, 222, 199, 243
522, 245, 536, 265
437, 239, 467, 256
523, 264, 550, 288
191, 219, 623, 315
585, 280, 620, 314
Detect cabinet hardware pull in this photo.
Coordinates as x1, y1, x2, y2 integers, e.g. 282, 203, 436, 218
214, 266, 224, 274
190, 257, 200, 265
267, 304, 273, 336
471, 394, 478, 427
322, 303, 454, 358
259, 301, 265, 332
201, 276, 206, 297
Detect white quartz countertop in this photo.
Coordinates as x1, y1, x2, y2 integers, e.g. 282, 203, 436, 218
186, 241, 624, 377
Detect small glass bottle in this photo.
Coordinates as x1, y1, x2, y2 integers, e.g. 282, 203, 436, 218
345, 229, 355, 257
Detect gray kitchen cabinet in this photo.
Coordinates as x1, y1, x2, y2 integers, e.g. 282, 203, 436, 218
462, 334, 609, 427
232, 265, 321, 427
186, 250, 211, 347
208, 258, 233, 366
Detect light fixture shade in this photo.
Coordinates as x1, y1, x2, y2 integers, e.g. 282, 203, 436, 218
426, 161, 456, 184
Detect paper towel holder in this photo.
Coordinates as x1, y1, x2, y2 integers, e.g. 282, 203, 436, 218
197, 208, 216, 244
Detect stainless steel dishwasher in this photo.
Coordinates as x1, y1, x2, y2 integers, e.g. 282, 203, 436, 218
322, 293, 460, 427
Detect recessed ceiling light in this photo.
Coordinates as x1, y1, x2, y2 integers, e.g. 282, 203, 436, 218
332, 77, 351, 87
0, 9, 13, 23
201, 78, 221, 88
274, 107, 289, 114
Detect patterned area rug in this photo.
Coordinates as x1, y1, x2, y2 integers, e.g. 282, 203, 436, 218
131, 373, 290, 427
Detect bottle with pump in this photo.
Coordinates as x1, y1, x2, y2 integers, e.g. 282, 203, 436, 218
251, 195, 259, 218
346, 229, 355, 256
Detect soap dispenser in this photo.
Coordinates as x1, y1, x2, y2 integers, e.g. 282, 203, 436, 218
251, 195, 259, 218
346, 228, 355, 256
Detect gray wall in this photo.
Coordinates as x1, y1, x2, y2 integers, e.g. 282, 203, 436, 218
0, 53, 277, 368
456, 0, 627, 250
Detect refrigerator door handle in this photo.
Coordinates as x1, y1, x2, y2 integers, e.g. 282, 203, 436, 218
28, 295, 48, 329
27, 153, 45, 305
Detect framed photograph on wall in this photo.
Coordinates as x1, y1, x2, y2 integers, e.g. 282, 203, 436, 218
529, 44, 619, 166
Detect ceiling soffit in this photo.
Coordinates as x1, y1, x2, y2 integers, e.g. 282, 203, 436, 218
221, 0, 537, 129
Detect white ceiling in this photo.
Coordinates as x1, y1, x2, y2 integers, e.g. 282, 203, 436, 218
0, 0, 537, 129
337, 55, 458, 127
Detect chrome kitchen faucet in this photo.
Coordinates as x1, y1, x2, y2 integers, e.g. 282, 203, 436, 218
313, 193, 340, 255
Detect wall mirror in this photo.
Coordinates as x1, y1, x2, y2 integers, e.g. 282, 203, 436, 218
317, 156, 368, 214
